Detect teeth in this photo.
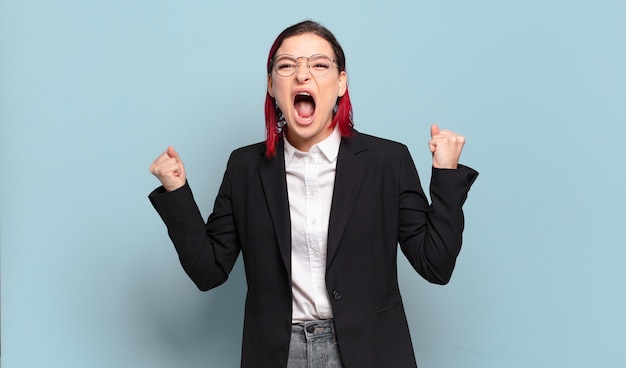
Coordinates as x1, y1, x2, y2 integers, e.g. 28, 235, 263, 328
297, 92, 311, 96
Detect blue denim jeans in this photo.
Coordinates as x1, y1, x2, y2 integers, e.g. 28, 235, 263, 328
287, 319, 344, 368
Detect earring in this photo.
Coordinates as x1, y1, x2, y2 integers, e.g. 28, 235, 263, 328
275, 103, 286, 134
276, 118, 286, 134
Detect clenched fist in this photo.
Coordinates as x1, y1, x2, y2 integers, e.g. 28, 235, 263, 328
428, 124, 465, 169
149, 146, 186, 192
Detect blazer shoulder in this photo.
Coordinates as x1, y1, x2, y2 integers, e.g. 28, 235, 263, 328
226, 141, 267, 165
230, 141, 266, 157
347, 131, 409, 156
225, 140, 287, 175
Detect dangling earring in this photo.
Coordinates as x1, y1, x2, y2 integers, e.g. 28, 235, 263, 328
276, 118, 286, 134
276, 104, 286, 134
333, 102, 338, 115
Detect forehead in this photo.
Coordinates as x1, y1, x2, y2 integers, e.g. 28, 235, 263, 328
276, 33, 335, 58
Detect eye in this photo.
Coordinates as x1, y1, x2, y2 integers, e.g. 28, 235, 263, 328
276, 62, 296, 70
311, 62, 330, 69
275, 57, 297, 71
309, 56, 332, 72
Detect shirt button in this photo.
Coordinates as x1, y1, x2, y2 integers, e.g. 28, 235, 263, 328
332, 290, 341, 301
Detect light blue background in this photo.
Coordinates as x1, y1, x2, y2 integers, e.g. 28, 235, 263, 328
1, 1, 625, 367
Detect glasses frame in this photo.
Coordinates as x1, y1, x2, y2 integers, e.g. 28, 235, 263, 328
272, 54, 338, 78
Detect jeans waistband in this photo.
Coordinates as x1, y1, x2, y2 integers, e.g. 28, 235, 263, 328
292, 319, 336, 340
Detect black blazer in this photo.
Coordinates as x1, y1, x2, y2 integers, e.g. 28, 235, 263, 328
149, 132, 478, 367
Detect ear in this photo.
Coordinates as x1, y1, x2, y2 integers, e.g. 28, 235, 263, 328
267, 74, 275, 98
337, 71, 347, 97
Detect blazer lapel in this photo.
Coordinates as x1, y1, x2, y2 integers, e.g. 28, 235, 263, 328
258, 140, 292, 277
327, 134, 367, 267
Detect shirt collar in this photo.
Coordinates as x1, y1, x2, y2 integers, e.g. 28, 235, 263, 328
284, 125, 341, 166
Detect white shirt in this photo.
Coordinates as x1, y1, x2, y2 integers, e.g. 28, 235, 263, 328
284, 127, 341, 323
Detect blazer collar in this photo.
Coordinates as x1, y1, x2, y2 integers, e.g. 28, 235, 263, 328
258, 139, 292, 277
327, 132, 367, 267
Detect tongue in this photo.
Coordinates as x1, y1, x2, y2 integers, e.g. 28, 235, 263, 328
295, 100, 315, 118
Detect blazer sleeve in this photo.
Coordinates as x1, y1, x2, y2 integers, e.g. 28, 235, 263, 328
397, 146, 478, 285
148, 160, 240, 291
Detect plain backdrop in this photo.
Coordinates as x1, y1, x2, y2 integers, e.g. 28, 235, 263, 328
1, 1, 625, 367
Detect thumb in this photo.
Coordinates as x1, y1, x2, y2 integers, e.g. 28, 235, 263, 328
167, 146, 181, 162
430, 124, 440, 138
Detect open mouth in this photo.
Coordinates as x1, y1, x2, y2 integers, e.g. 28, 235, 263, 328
294, 93, 316, 119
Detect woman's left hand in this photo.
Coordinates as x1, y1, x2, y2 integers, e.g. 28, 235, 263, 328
428, 124, 465, 169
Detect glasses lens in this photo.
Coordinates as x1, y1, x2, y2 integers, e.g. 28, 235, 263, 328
274, 56, 298, 77
308, 55, 333, 77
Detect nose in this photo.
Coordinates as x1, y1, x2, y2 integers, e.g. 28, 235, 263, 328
295, 59, 311, 83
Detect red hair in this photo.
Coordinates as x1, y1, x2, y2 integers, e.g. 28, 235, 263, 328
264, 21, 354, 158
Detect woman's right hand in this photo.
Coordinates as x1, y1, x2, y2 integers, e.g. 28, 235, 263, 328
149, 146, 186, 192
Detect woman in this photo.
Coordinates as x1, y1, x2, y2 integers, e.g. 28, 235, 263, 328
149, 20, 478, 368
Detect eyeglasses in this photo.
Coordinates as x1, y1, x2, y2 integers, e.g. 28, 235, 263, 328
273, 54, 338, 77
